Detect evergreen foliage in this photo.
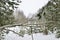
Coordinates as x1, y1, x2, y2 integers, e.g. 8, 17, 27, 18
0, 0, 21, 39
0, 0, 21, 26
37, 0, 60, 38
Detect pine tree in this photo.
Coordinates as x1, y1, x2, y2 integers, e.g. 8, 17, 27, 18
0, 0, 21, 39
37, 0, 60, 38
0, 0, 21, 26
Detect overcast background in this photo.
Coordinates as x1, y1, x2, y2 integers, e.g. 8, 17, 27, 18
18, 0, 49, 17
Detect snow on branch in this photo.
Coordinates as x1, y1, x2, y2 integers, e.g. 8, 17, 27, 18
0, 23, 23, 29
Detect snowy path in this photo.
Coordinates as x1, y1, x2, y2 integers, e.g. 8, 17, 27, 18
4, 26, 60, 40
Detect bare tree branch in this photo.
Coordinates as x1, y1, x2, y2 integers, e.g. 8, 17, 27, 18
0, 23, 41, 29
0, 23, 23, 29
4, 28, 22, 36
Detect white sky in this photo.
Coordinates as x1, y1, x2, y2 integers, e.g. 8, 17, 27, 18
18, 0, 49, 17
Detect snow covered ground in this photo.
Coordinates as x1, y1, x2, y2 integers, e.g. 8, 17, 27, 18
4, 26, 60, 40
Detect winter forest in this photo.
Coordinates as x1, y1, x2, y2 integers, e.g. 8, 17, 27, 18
0, 0, 60, 40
